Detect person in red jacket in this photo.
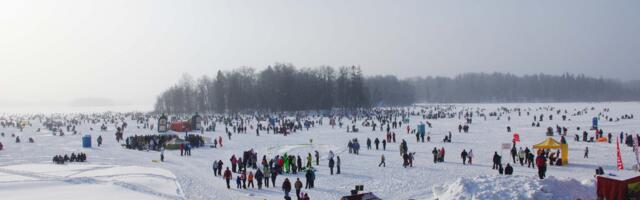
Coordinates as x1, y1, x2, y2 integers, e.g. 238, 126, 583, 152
230, 155, 238, 173
223, 167, 232, 189
536, 154, 547, 179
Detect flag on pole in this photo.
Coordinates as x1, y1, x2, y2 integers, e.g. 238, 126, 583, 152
634, 137, 640, 169
617, 137, 624, 170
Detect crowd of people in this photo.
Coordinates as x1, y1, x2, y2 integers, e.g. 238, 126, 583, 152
1, 104, 639, 200
53, 152, 87, 164
217, 148, 321, 200
125, 134, 177, 151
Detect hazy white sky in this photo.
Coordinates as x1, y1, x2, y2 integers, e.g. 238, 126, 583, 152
1, 0, 639, 107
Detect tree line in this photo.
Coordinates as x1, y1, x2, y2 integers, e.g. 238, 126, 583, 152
408, 73, 640, 103
153, 64, 394, 114
154, 64, 640, 114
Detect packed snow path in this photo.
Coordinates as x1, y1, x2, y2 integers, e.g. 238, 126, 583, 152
0, 164, 184, 200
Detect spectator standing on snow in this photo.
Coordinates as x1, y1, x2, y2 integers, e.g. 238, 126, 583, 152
536, 154, 547, 179
315, 151, 320, 166
382, 139, 387, 150
492, 152, 501, 169
306, 153, 312, 168
255, 169, 264, 189
247, 171, 254, 188
294, 178, 303, 200
263, 165, 270, 188
305, 169, 315, 189
271, 167, 278, 186
461, 149, 468, 165
510, 146, 517, 163
160, 148, 165, 162
212, 160, 219, 176
468, 149, 474, 165
518, 148, 525, 166
328, 157, 335, 175
241, 170, 247, 189
374, 138, 380, 150
282, 178, 292, 198
336, 156, 341, 174
231, 155, 238, 173
223, 167, 232, 189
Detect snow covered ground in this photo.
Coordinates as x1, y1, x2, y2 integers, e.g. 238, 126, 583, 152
0, 164, 183, 200
432, 175, 594, 200
1, 102, 640, 200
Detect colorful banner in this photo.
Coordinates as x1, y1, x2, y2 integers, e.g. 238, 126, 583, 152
634, 136, 640, 170
618, 137, 625, 170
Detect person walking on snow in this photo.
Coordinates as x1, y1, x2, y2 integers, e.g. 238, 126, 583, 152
468, 149, 474, 165
223, 167, 232, 189
584, 147, 589, 158
294, 178, 303, 200
461, 149, 468, 165
282, 178, 292, 197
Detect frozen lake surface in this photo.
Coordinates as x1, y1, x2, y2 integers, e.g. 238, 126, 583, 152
1, 102, 639, 199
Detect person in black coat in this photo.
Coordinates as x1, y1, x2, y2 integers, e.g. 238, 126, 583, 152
282, 178, 292, 197
374, 138, 380, 150
328, 157, 335, 175
255, 169, 264, 189
461, 149, 468, 165
382, 139, 387, 150
492, 152, 501, 169
297, 156, 302, 172
505, 164, 513, 175
305, 169, 315, 189
510, 146, 517, 163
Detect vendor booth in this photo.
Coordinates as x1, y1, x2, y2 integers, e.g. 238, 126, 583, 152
532, 137, 568, 165
158, 114, 168, 133
170, 121, 191, 132
191, 113, 202, 131
597, 174, 640, 200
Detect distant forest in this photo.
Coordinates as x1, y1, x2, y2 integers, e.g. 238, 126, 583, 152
153, 64, 640, 113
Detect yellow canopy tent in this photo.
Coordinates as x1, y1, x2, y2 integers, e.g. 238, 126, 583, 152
532, 137, 568, 166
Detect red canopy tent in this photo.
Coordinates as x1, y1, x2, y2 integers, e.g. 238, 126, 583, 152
170, 121, 191, 132
597, 174, 640, 199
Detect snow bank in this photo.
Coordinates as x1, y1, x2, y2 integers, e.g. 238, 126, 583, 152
0, 164, 184, 200
432, 175, 595, 200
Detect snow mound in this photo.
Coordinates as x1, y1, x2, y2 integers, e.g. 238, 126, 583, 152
432, 175, 595, 200
0, 164, 184, 200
